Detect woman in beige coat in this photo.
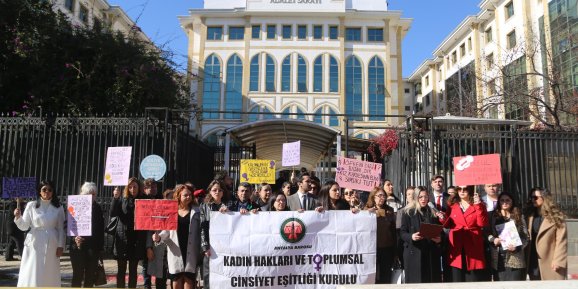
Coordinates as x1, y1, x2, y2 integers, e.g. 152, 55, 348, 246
525, 187, 567, 280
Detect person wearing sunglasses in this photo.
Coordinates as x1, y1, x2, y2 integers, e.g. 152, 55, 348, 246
14, 180, 65, 287
525, 187, 567, 280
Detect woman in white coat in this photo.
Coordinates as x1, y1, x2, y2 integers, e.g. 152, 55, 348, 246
153, 184, 201, 289
14, 180, 65, 287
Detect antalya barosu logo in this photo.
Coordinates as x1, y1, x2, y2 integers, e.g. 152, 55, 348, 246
280, 218, 306, 243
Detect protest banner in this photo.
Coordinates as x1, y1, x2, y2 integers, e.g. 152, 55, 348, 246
282, 141, 301, 167
209, 211, 376, 288
134, 199, 178, 231
67, 195, 92, 236
2, 177, 36, 199
104, 146, 132, 186
335, 157, 382, 192
453, 153, 502, 186
140, 154, 167, 181
240, 159, 276, 184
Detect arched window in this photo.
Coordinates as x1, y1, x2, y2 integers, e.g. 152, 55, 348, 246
368, 56, 385, 120
281, 55, 291, 92
203, 54, 221, 119
328, 108, 339, 126
281, 107, 291, 119
346, 56, 362, 120
249, 54, 260, 92
225, 55, 243, 119
203, 131, 220, 146
249, 105, 275, 121
262, 107, 274, 119
313, 56, 323, 92
265, 55, 276, 92
295, 107, 307, 120
248, 106, 260, 122
313, 107, 323, 124
297, 55, 307, 92
329, 56, 339, 92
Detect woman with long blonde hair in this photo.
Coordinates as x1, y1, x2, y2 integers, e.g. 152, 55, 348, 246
525, 187, 567, 280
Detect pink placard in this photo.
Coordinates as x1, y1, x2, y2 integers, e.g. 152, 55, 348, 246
335, 157, 382, 192
135, 199, 178, 231
453, 153, 502, 186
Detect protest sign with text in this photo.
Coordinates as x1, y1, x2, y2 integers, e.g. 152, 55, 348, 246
453, 154, 502, 186
282, 141, 301, 167
67, 195, 92, 236
209, 211, 376, 288
240, 159, 276, 184
2, 177, 36, 199
335, 157, 382, 192
104, 146, 132, 186
134, 199, 178, 231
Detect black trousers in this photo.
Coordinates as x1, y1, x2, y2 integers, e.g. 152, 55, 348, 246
142, 258, 151, 288
117, 258, 140, 288
495, 267, 525, 281
4, 234, 24, 260
203, 255, 210, 289
70, 247, 99, 287
451, 252, 485, 282
376, 247, 394, 284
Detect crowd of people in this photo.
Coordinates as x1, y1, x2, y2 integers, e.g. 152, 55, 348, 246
7, 170, 569, 288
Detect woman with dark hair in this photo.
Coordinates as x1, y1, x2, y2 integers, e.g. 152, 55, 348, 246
153, 185, 201, 289
364, 186, 396, 284
525, 187, 567, 280
400, 187, 444, 283
110, 177, 147, 288
383, 179, 402, 212
256, 183, 272, 210
316, 180, 351, 211
70, 182, 105, 287
14, 180, 65, 287
487, 192, 528, 281
443, 185, 488, 282
268, 193, 290, 211
281, 182, 292, 197
200, 180, 229, 289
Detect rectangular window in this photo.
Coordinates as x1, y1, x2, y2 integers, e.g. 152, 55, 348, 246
79, 5, 89, 24
229, 26, 244, 40
93, 17, 102, 31
505, 1, 514, 19
507, 30, 517, 48
297, 25, 307, 39
451, 51, 457, 65
251, 25, 261, 39
485, 27, 493, 43
425, 76, 430, 87
345, 28, 361, 41
486, 53, 494, 68
313, 25, 323, 39
282, 25, 292, 39
267, 25, 276, 39
329, 26, 338, 39
488, 79, 496, 95
207, 26, 223, 40
367, 28, 384, 42
467, 37, 472, 51
404, 88, 410, 93
405, 106, 411, 111
460, 43, 466, 57
65, 0, 75, 12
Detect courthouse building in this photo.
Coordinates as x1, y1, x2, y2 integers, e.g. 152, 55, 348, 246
179, 0, 411, 161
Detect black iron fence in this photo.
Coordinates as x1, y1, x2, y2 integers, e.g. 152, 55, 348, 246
384, 123, 578, 217
0, 113, 214, 253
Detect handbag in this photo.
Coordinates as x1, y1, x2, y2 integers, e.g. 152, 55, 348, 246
391, 260, 405, 284
94, 258, 107, 286
105, 216, 118, 235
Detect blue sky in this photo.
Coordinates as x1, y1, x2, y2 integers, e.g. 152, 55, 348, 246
109, 0, 480, 77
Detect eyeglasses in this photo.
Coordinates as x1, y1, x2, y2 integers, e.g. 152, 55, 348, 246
376, 194, 386, 198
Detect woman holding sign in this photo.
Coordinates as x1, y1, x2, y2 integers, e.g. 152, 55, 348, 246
110, 177, 147, 288
14, 180, 65, 287
400, 187, 444, 283
69, 182, 105, 287
442, 185, 488, 282
153, 184, 201, 289
525, 187, 567, 280
487, 192, 528, 281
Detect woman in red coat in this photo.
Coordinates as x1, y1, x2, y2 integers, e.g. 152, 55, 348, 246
442, 185, 489, 282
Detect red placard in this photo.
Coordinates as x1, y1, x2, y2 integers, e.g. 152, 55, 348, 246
135, 199, 178, 230
453, 153, 502, 186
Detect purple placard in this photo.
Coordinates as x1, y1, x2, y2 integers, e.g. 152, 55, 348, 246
2, 177, 36, 199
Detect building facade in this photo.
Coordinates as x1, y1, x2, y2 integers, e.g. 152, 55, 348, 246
179, 0, 411, 145
408, 0, 577, 126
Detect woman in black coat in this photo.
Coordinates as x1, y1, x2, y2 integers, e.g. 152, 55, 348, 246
110, 177, 147, 288
400, 187, 444, 283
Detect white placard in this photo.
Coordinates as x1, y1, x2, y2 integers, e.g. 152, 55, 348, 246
282, 141, 301, 167
104, 146, 132, 186
209, 211, 376, 288
67, 195, 92, 236
496, 220, 523, 249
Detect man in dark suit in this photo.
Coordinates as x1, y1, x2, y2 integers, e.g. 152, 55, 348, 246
429, 175, 451, 282
287, 173, 317, 211
227, 182, 260, 213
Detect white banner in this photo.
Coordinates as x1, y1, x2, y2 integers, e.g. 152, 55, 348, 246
209, 211, 376, 288
282, 141, 301, 167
